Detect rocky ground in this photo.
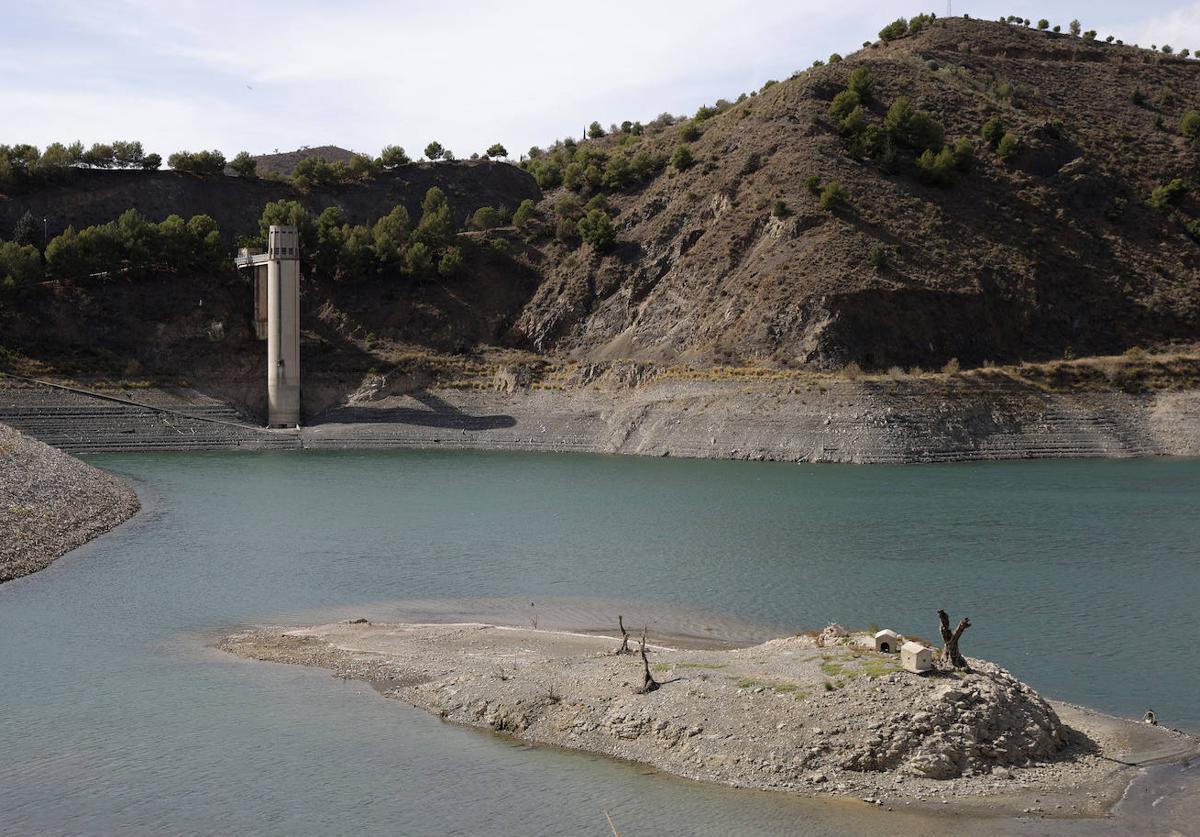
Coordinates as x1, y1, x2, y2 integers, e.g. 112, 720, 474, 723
218, 621, 1199, 819
0, 421, 140, 582
4, 363, 1199, 461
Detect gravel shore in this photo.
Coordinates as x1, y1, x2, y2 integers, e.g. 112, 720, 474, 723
219, 621, 1199, 821
0, 421, 139, 583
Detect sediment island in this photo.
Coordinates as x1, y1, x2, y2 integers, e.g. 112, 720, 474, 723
0, 421, 139, 582
219, 620, 1199, 819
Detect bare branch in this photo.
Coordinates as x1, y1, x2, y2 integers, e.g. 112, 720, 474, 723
637, 626, 660, 693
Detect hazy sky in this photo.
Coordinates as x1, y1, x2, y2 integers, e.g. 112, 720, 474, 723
4, 1, 1199, 162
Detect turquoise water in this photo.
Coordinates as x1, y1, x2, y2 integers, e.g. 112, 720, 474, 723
1, 451, 1197, 836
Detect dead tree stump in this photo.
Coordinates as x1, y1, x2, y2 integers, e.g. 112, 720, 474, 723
937, 608, 972, 669
637, 627, 660, 693
614, 615, 632, 655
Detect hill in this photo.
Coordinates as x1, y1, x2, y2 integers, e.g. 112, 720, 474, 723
250, 145, 358, 177
1, 15, 1199, 393
511, 16, 1200, 369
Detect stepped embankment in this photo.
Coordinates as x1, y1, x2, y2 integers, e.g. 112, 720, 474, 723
5, 374, 1196, 463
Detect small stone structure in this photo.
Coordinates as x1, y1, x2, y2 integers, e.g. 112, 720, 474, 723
873, 629, 900, 653
901, 641, 933, 674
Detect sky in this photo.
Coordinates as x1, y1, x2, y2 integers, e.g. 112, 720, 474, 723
3, 0, 1200, 162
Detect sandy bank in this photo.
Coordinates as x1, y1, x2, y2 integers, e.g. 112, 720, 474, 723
218, 621, 1198, 820
0, 421, 140, 583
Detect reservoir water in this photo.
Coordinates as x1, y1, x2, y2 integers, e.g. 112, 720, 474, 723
1, 451, 1197, 836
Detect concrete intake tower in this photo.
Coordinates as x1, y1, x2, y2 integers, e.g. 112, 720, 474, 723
235, 225, 301, 427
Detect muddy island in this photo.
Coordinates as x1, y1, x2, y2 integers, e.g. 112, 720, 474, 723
219, 619, 1198, 819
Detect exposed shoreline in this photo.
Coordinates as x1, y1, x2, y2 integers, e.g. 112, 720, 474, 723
0, 421, 140, 583
218, 620, 1199, 825
2, 376, 1199, 463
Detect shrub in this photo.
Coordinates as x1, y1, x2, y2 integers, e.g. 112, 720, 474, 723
585, 194, 610, 214
771, 199, 790, 218
1180, 110, 1200, 141
424, 141, 444, 161
884, 97, 943, 150
678, 121, 701, 142
371, 205, 411, 266
1053, 24, 1061, 33
1083, 30, 1097, 42
0, 241, 43, 286
555, 195, 584, 221
412, 187, 455, 252
670, 145, 695, 171
437, 245, 464, 277
1148, 178, 1186, 211
879, 18, 908, 41
486, 237, 511, 260
839, 105, 867, 137
230, 151, 257, 179
469, 206, 505, 231
403, 241, 433, 274
915, 146, 957, 186
602, 152, 632, 189
942, 358, 961, 374
829, 53, 843, 63
848, 66, 873, 100
380, 145, 410, 168
142, 153, 162, 171
828, 89, 861, 121
1037, 19, 1049, 30
819, 181, 847, 211
291, 156, 338, 189
512, 199, 537, 230
168, 149, 226, 176
577, 209, 615, 251
1069, 20, 1081, 36
908, 13, 933, 35
996, 132, 1021, 161
486, 143, 508, 159
868, 245, 887, 270
1161, 44, 1173, 54
555, 217, 579, 243
587, 121, 606, 139
952, 137, 974, 170
739, 151, 763, 176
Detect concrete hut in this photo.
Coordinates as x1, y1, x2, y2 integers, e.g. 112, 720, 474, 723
901, 641, 933, 674
874, 629, 900, 653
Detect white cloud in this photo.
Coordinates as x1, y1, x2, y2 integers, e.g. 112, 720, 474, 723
8, 0, 1188, 161
1136, 2, 1200, 50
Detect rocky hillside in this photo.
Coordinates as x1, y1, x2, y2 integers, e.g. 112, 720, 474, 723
512, 17, 1200, 369
2, 16, 1199, 387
